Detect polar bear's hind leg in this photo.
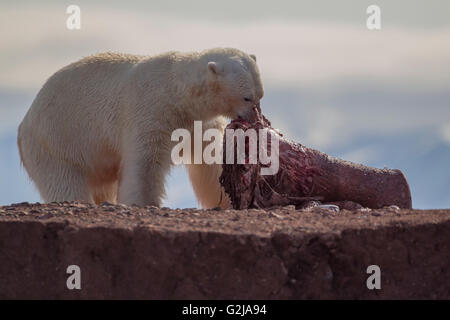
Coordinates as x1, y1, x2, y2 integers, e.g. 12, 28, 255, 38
91, 181, 119, 205
18, 131, 93, 203
34, 161, 93, 204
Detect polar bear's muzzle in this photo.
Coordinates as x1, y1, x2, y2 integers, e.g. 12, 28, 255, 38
237, 102, 261, 123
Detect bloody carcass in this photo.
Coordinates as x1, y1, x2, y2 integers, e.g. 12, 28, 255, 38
219, 108, 412, 210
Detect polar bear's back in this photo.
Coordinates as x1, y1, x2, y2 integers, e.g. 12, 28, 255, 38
19, 52, 145, 166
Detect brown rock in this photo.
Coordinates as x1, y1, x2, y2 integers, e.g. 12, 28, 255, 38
0, 202, 448, 299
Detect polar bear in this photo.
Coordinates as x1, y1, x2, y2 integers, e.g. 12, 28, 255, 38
17, 48, 264, 208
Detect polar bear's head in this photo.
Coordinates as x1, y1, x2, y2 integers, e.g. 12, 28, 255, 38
202, 48, 264, 121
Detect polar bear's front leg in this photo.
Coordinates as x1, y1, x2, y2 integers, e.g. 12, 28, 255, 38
118, 137, 171, 207
185, 117, 231, 209
186, 162, 230, 209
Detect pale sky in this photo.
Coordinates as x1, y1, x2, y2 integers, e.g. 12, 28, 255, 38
1, 2, 449, 144
1, 1, 449, 208
4, 0, 450, 27
1, 2, 450, 92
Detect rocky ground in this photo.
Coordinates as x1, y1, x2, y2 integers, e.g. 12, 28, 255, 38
0, 201, 449, 299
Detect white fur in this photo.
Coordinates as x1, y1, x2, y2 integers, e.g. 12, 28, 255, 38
17, 48, 263, 207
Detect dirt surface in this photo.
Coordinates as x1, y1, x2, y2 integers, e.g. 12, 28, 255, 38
0, 201, 449, 299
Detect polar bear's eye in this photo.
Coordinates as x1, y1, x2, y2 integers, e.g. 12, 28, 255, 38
244, 97, 252, 102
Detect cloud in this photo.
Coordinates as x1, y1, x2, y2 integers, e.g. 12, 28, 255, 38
1, 3, 450, 208
296, 107, 346, 149
260, 87, 450, 151
163, 166, 197, 208
441, 123, 450, 146
0, 91, 34, 138
339, 146, 379, 165
1, 5, 450, 91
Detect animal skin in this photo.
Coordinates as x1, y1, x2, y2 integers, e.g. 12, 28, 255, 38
18, 48, 263, 208
220, 107, 412, 210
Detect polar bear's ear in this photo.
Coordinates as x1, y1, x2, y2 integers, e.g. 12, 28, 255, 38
208, 61, 219, 75
250, 54, 256, 62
